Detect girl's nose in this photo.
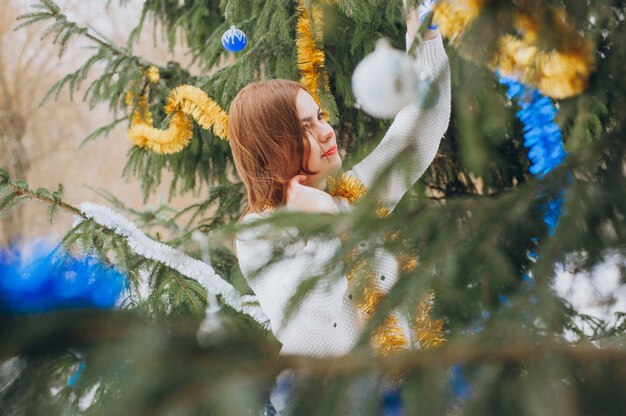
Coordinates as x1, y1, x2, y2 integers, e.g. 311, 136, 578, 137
319, 125, 333, 143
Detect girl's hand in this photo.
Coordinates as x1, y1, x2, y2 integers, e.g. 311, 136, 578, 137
285, 175, 338, 213
418, 0, 437, 26
406, 0, 439, 41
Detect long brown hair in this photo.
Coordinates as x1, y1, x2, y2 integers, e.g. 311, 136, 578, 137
228, 79, 315, 214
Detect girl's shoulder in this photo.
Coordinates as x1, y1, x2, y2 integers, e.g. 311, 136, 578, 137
237, 209, 297, 243
237, 211, 271, 240
240, 210, 269, 224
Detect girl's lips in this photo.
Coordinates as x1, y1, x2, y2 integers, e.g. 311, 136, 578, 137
323, 145, 337, 157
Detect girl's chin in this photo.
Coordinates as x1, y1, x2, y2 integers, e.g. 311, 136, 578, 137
328, 160, 342, 175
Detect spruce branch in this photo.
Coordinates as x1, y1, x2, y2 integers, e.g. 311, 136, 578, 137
0, 169, 245, 319
18, 1, 187, 109
282, 339, 626, 376
18, 1, 146, 63
86, 186, 187, 238
0, 167, 81, 220
3, 311, 625, 376
79, 117, 129, 148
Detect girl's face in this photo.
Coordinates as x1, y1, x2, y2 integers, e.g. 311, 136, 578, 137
295, 89, 342, 189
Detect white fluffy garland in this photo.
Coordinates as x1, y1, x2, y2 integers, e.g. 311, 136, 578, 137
78, 202, 268, 326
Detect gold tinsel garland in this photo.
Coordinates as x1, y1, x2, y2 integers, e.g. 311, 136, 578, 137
146, 66, 160, 84
165, 85, 229, 139
130, 93, 153, 127
433, 0, 594, 99
412, 292, 446, 349
124, 66, 161, 126
328, 173, 445, 355
296, 0, 330, 108
327, 173, 368, 205
433, 0, 484, 44
495, 32, 594, 100
128, 112, 194, 155
127, 84, 228, 155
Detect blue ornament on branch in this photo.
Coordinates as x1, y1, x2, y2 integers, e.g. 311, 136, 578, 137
221, 25, 247, 53
0, 241, 127, 314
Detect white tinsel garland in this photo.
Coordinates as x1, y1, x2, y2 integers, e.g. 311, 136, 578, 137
78, 202, 268, 326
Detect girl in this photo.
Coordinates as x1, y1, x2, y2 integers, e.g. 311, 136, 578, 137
229, 2, 450, 370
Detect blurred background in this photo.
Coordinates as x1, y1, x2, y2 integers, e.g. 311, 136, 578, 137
0, 0, 198, 244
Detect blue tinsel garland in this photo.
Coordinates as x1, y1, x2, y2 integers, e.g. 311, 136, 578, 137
498, 75, 567, 234
498, 75, 567, 178
452, 76, 570, 405
0, 242, 127, 314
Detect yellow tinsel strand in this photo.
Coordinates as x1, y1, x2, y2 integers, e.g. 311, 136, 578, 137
125, 89, 134, 108
327, 173, 368, 205
372, 315, 410, 356
536, 47, 593, 99
412, 292, 445, 350
495, 34, 593, 100
331, 174, 444, 356
328, 173, 391, 219
357, 282, 386, 317
535, 53, 592, 99
127, 84, 228, 155
376, 206, 391, 219
131, 93, 153, 126
346, 253, 409, 356
128, 111, 193, 154
165, 85, 229, 140
296, 0, 329, 105
434, 0, 593, 99
397, 252, 417, 273
146, 66, 160, 84
403, 258, 417, 273
125, 80, 153, 127
433, 0, 483, 44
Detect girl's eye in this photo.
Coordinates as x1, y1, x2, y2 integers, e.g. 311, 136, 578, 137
318, 111, 327, 121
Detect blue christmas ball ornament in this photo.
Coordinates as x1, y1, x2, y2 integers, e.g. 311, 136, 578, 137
0, 241, 127, 314
221, 26, 247, 53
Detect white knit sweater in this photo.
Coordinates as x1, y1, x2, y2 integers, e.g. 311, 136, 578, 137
236, 33, 450, 358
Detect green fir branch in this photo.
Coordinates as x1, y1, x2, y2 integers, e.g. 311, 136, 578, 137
0, 168, 220, 318
79, 117, 129, 148
0, 168, 82, 219
18, 1, 164, 110
86, 186, 186, 237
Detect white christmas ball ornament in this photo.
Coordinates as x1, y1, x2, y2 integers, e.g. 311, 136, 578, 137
351, 38, 419, 118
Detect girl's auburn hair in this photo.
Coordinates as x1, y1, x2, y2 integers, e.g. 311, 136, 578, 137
228, 79, 314, 214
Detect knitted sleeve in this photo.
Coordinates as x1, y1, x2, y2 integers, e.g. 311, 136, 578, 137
348, 32, 451, 210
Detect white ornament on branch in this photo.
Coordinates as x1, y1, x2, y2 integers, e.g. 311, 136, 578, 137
351, 38, 438, 118
352, 38, 420, 118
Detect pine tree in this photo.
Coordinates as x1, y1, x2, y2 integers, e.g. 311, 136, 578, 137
1, 0, 625, 414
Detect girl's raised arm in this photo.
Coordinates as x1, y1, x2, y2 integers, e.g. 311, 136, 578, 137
348, 22, 451, 211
